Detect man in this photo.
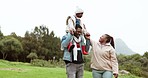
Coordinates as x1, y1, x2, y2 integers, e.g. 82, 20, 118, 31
61, 25, 89, 78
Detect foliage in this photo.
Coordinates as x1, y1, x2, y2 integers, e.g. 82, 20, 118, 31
31, 59, 51, 67
143, 52, 148, 59
119, 74, 142, 78
27, 52, 38, 60
30, 59, 65, 68
83, 53, 92, 71
0, 29, 3, 38
0, 25, 62, 62
0, 36, 23, 60
117, 54, 148, 78
20, 25, 62, 62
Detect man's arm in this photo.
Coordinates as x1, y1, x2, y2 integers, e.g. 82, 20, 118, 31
61, 33, 73, 48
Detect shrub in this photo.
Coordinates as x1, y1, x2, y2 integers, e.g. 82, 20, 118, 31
31, 59, 50, 67
83, 55, 92, 71
30, 59, 65, 68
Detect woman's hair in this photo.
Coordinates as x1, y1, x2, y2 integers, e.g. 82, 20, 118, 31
105, 34, 115, 49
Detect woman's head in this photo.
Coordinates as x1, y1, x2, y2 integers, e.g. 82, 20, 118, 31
99, 34, 115, 48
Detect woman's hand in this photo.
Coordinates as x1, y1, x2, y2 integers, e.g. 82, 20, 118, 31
113, 73, 118, 78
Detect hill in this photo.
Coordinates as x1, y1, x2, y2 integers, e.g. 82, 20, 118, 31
115, 38, 137, 55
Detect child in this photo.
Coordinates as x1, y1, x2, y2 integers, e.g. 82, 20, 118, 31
65, 7, 90, 55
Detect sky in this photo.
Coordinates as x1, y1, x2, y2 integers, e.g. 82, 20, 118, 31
0, 0, 148, 55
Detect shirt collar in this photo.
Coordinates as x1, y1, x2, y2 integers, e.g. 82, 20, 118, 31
105, 43, 111, 46
98, 42, 111, 46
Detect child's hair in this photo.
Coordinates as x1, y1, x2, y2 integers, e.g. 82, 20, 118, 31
105, 34, 115, 49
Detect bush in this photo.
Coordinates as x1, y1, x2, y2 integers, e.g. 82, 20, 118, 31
27, 52, 38, 61
141, 71, 148, 78
83, 55, 92, 71
48, 58, 65, 68
31, 59, 50, 67
119, 60, 142, 76
30, 59, 65, 68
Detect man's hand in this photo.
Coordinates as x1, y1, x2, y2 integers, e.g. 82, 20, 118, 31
69, 28, 74, 35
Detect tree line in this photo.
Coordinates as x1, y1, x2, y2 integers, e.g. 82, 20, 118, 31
0, 25, 62, 62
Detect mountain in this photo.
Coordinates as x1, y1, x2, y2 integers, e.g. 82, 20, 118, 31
115, 38, 136, 55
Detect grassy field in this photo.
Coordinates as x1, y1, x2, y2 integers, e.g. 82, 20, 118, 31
0, 60, 141, 78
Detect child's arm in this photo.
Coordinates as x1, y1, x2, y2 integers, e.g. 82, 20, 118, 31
82, 24, 90, 36
66, 16, 76, 32
82, 24, 87, 34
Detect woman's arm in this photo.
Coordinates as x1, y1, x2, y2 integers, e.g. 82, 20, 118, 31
110, 49, 119, 77
85, 34, 98, 47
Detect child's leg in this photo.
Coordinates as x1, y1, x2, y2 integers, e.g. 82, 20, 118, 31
80, 35, 88, 55
67, 36, 74, 52
67, 41, 75, 52
81, 45, 88, 55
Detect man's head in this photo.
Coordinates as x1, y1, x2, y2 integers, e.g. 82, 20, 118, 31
74, 24, 82, 38
75, 7, 84, 18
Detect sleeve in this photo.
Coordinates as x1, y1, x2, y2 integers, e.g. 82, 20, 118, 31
82, 24, 88, 35
61, 33, 73, 48
90, 39, 97, 47
110, 49, 119, 74
60, 35, 67, 50
66, 17, 75, 32
85, 39, 91, 53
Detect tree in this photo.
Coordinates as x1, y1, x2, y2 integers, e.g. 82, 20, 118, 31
31, 25, 62, 60
0, 36, 23, 60
143, 52, 148, 59
0, 27, 4, 40
20, 31, 38, 62
130, 53, 141, 61
139, 57, 148, 67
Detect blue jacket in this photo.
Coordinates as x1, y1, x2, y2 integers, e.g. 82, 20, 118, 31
61, 33, 85, 62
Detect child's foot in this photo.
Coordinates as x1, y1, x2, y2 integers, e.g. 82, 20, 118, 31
67, 42, 75, 52
68, 45, 75, 52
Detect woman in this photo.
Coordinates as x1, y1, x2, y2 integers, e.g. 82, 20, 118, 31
85, 34, 118, 78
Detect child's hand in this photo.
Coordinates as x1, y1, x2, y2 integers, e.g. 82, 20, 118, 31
85, 32, 90, 36
85, 34, 90, 40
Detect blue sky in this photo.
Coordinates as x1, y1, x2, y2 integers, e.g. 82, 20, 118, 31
0, 0, 148, 55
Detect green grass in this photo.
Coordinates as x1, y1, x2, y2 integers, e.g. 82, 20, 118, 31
0, 60, 92, 78
0, 59, 141, 78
